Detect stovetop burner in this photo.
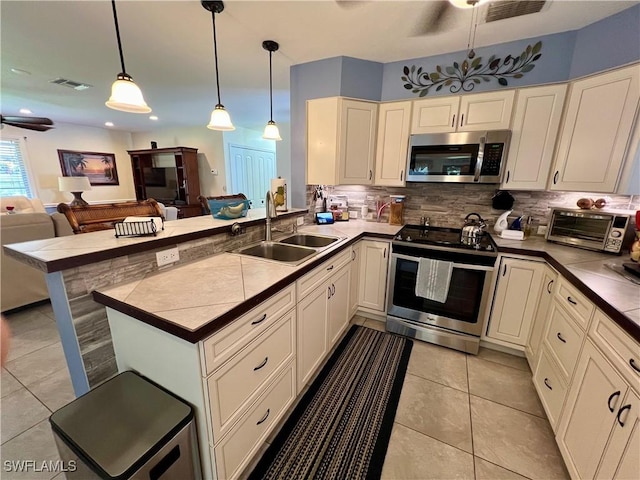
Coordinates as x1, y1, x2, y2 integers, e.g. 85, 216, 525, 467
393, 225, 496, 253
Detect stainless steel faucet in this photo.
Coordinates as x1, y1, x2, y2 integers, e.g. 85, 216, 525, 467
265, 190, 277, 242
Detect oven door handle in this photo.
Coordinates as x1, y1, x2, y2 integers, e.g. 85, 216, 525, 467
391, 252, 495, 272
473, 132, 487, 183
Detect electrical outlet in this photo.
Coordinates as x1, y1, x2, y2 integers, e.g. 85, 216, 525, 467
210, 169, 218, 175
296, 217, 304, 226
537, 225, 548, 235
156, 247, 179, 267
349, 211, 358, 219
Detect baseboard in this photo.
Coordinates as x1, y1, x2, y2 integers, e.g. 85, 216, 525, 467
479, 338, 526, 357
354, 308, 386, 323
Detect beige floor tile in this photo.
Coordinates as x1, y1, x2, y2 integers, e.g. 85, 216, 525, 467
477, 347, 530, 372
471, 396, 569, 480
474, 456, 531, 480
381, 423, 475, 479
407, 340, 468, 392
467, 356, 545, 417
33, 302, 56, 320
1, 388, 51, 444
396, 373, 473, 453
1, 420, 62, 480
5, 343, 67, 387
363, 319, 386, 332
3, 309, 55, 337
27, 368, 76, 412
350, 315, 366, 326
2, 368, 23, 398
6, 321, 61, 362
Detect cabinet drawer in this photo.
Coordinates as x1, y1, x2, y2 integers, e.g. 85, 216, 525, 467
214, 362, 296, 480
202, 284, 295, 375
297, 248, 351, 298
533, 347, 568, 431
590, 309, 640, 387
555, 278, 594, 330
544, 302, 585, 380
208, 312, 295, 440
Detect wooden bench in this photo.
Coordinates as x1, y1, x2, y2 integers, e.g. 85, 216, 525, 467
57, 199, 164, 234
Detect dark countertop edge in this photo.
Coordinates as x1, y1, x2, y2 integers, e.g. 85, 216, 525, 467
497, 245, 640, 343
93, 233, 639, 345
4, 210, 307, 273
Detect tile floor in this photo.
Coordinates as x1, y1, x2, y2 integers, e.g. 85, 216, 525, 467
0, 306, 569, 480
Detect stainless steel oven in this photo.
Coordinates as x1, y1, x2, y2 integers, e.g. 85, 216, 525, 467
386, 226, 498, 354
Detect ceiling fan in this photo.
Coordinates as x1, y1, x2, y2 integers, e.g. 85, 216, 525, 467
0, 115, 55, 132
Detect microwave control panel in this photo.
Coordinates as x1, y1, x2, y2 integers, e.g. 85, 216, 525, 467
480, 143, 505, 175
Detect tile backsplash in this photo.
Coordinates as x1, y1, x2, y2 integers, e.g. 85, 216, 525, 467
306, 184, 639, 229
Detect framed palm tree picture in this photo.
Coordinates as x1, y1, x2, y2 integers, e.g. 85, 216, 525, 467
58, 150, 119, 185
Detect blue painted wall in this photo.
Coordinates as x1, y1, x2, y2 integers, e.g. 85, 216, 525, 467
289, 5, 640, 206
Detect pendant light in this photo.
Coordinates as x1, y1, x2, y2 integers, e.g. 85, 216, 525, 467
105, 0, 151, 113
262, 40, 282, 141
203, 1, 235, 131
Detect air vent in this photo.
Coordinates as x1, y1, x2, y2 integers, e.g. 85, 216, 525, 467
50, 78, 93, 91
484, 0, 547, 23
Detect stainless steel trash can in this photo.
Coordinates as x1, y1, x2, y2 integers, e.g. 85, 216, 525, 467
50, 371, 201, 479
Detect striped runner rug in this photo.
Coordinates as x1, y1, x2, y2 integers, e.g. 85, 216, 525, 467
248, 325, 413, 480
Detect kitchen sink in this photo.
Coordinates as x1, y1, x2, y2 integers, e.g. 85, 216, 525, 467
278, 233, 341, 248
236, 241, 317, 265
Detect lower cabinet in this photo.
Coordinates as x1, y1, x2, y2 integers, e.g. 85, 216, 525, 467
328, 264, 350, 347
556, 340, 639, 480
357, 239, 390, 313
525, 265, 557, 368
349, 243, 361, 317
486, 256, 546, 347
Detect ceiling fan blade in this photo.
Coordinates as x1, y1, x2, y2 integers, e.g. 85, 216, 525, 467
1, 121, 54, 132
412, 0, 456, 36
1, 115, 53, 126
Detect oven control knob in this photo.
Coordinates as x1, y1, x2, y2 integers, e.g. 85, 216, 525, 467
610, 230, 622, 238
395, 234, 402, 240
406, 235, 412, 242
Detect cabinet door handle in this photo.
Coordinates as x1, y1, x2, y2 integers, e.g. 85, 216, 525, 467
506, 170, 510, 183
369, 170, 373, 180
251, 314, 267, 326
253, 357, 269, 371
617, 404, 631, 427
383, 248, 387, 258
567, 296, 577, 306
460, 113, 464, 127
556, 332, 567, 343
544, 378, 552, 390
256, 409, 270, 425
451, 114, 456, 128
327, 265, 334, 271
608, 390, 621, 413
630, 358, 640, 373
328, 286, 332, 299
400, 170, 404, 182
502, 264, 507, 276
352, 250, 356, 261
547, 279, 554, 294
553, 171, 559, 184
331, 284, 335, 296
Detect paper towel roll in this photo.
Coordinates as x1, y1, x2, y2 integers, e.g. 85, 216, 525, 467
271, 177, 288, 212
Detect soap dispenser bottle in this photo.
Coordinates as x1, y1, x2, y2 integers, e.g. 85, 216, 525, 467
494, 210, 512, 234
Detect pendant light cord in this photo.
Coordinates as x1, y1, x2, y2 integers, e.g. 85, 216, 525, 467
269, 50, 273, 121
211, 10, 222, 106
111, 0, 127, 74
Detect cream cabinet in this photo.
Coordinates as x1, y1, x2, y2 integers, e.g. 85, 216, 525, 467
327, 264, 351, 347
486, 256, 546, 348
374, 101, 411, 186
550, 63, 640, 193
525, 265, 557, 369
501, 84, 567, 190
349, 243, 362, 317
410, 90, 515, 134
357, 240, 390, 313
307, 97, 378, 186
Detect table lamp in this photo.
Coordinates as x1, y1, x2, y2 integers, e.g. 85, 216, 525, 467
58, 176, 92, 207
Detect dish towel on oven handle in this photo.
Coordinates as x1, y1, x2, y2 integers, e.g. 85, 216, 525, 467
415, 258, 453, 303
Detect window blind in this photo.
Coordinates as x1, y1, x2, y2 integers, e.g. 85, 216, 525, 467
0, 138, 33, 197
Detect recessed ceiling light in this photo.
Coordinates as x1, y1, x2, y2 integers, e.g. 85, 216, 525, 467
19, 108, 33, 114
105, 122, 114, 127
11, 68, 31, 76
149, 115, 158, 121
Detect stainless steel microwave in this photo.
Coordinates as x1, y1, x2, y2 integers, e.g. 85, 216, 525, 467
406, 130, 511, 184
546, 208, 636, 254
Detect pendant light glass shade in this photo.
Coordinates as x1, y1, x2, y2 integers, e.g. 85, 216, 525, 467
262, 40, 281, 141
203, 1, 234, 131
105, 0, 151, 113
262, 120, 282, 141
106, 73, 151, 113
207, 104, 235, 131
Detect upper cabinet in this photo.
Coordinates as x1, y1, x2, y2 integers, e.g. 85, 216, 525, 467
549, 64, 640, 193
501, 84, 567, 190
307, 97, 378, 186
410, 90, 515, 134
374, 101, 412, 187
